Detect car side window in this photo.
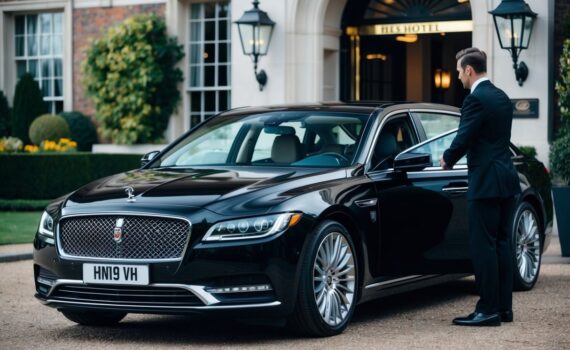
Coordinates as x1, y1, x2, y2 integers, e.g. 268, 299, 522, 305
413, 112, 460, 139
370, 114, 418, 171
404, 130, 467, 168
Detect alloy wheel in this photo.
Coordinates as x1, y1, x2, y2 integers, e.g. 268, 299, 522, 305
515, 209, 541, 284
313, 231, 356, 326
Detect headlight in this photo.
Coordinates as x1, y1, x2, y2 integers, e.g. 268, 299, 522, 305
39, 211, 55, 239
202, 213, 302, 242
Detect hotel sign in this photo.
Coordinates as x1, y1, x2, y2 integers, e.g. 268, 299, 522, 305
347, 20, 473, 36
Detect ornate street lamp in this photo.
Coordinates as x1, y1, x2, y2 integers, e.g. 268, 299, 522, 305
235, 0, 275, 91
489, 0, 537, 86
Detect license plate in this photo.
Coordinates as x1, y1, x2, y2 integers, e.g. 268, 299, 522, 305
83, 263, 149, 285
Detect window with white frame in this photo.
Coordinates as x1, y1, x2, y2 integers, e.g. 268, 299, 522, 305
15, 13, 64, 114
188, 2, 231, 128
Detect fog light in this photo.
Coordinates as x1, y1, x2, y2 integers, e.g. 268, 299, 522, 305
37, 276, 55, 287
206, 284, 272, 294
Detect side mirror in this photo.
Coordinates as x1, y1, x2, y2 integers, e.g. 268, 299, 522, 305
394, 152, 432, 172
141, 150, 160, 167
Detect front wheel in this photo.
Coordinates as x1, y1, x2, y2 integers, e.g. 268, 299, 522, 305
289, 220, 358, 337
512, 202, 543, 291
61, 310, 127, 326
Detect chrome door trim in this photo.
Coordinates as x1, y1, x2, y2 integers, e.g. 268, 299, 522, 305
364, 275, 438, 289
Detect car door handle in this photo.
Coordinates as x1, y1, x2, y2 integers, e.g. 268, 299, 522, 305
442, 182, 468, 194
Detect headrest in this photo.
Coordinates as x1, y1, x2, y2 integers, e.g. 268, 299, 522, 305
271, 134, 302, 163
375, 131, 398, 159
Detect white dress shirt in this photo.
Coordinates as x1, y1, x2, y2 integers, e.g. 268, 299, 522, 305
470, 77, 490, 93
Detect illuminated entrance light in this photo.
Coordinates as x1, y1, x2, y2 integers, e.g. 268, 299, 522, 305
434, 69, 451, 89
395, 34, 417, 43
366, 53, 387, 61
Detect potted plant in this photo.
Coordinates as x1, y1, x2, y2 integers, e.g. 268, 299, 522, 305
552, 39, 570, 256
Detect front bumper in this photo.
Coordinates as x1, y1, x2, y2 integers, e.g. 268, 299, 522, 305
33, 215, 311, 317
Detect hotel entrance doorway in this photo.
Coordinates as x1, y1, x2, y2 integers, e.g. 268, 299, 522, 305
340, 0, 472, 107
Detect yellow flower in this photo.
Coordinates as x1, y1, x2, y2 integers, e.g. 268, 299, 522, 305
24, 144, 39, 153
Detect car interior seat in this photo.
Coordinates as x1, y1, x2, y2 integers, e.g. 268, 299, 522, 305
271, 134, 303, 163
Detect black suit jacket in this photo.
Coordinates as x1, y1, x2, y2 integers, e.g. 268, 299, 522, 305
443, 80, 521, 200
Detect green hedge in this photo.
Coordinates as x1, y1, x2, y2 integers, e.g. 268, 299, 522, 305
0, 153, 142, 199
0, 199, 51, 211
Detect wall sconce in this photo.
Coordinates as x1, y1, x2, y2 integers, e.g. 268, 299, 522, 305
395, 34, 417, 43
235, 0, 275, 91
489, 0, 537, 86
434, 69, 451, 89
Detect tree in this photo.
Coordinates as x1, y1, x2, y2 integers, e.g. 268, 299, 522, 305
0, 90, 11, 137
12, 73, 46, 144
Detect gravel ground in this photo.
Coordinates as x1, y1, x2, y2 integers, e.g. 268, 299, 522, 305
1, 257, 569, 349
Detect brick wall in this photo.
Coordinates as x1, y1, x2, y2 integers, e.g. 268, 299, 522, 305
72, 4, 165, 117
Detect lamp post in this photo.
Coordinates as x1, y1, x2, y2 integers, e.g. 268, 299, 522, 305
489, 0, 537, 86
235, 0, 275, 91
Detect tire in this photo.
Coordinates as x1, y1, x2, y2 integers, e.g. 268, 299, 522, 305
61, 310, 127, 326
512, 202, 543, 291
288, 220, 358, 337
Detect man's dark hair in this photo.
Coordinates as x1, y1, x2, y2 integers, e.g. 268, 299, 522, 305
456, 47, 487, 73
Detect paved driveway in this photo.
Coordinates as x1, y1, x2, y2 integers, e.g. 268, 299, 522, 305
1, 241, 569, 350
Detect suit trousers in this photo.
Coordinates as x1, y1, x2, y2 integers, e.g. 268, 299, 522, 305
467, 196, 516, 314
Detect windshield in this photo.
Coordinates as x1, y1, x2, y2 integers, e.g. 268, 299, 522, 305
153, 111, 370, 168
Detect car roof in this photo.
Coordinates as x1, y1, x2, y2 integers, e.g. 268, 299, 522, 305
218, 101, 460, 118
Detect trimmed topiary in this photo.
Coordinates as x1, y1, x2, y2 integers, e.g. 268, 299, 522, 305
0, 90, 11, 137
29, 114, 71, 146
60, 112, 98, 151
12, 73, 46, 144
550, 134, 570, 186
83, 14, 184, 144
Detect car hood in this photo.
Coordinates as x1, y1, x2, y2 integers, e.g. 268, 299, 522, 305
65, 167, 347, 211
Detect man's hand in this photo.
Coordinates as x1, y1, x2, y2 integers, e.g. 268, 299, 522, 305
440, 156, 452, 170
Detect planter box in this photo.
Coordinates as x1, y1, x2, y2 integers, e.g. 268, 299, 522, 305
553, 186, 570, 257
92, 144, 167, 155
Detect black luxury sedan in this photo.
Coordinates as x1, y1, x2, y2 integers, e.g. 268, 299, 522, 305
34, 102, 553, 336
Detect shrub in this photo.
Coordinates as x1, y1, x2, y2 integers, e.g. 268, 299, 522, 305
0, 90, 11, 137
517, 145, 537, 159
29, 114, 71, 145
0, 153, 142, 199
552, 39, 570, 186
550, 135, 570, 186
60, 111, 98, 151
12, 73, 46, 144
83, 14, 184, 144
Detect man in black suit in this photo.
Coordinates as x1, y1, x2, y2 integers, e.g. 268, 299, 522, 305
440, 48, 521, 326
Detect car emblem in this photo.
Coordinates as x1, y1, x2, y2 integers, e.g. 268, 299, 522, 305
113, 218, 125, 243
124, 186, 136, 203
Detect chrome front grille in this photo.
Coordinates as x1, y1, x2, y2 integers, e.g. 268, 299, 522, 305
58, 215, 190, 261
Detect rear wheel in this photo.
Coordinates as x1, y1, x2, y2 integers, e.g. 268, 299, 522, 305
512, 202, 542, 291
289, 220, 358, 337
61, 310, 127, 326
